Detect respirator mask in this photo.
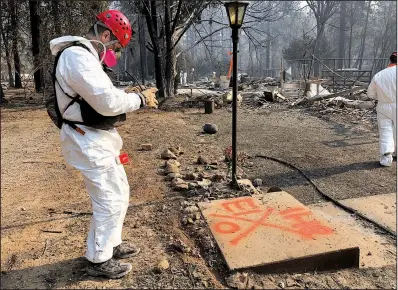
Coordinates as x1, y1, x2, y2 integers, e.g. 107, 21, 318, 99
90, 22, 122, 68
89, 39, 121, 68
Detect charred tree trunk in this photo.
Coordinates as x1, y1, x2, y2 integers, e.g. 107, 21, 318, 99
52, 1, 62, 35
348, 24, 353, 68
347, 2, 354, 68
313, 25, 324, 77
265, 24, 270, 76
144, 0, 164, 97
29, 0, 42, 92
357, 1, 371, 70
248, 36, 253, 75
5, 47, 14, 87
164, 0, 174, 98
1, 27, 14, 87
10, 0, 21, 88
0, 85, 4, 100
307, 1, 338, 77
12, 40, 21, 88
138, 14, 148, 84
338, 1, 346, 69
376, 1, 394, 72
141, 0, 208, 99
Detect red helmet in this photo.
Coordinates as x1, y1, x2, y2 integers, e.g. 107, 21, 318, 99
96, 10, 132, 47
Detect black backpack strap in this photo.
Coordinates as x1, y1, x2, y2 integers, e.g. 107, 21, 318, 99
53, 41, 92, 102
52, 41, 93, 135
63, 120, 86, 135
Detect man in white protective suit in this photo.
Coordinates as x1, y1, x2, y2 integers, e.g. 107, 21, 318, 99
367, 51, 397, 167
49, 10, 158, 279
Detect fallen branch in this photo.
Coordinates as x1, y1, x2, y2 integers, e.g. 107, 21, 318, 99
22, 161, 58, 164
41, 229, 63, 233
41, 239, 49, 257
327, 97, 375, 109
63, 210, 91, 216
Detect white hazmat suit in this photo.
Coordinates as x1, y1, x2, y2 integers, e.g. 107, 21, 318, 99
50, 36, 143, 263
367, 64, 397, 166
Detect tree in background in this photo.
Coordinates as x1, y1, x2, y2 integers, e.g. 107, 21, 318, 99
38, 1, 109, 91
1, 0, 396, 95
283, 35, 328, 60
10, 0, 22, 88
122, 0, 214, 99
1, 0, 109, 92
337, 1, 346, 69
29, 0, 42, 92
306, 1, 339, 76
0, 0, 15, 87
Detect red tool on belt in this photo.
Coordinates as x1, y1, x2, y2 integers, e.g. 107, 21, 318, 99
117, 153, 129, 165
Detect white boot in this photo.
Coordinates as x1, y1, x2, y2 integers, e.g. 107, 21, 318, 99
380, 153, 393, 167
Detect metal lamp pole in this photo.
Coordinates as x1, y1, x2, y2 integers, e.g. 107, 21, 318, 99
224, 1, 248, 186
231, 27, 239, 186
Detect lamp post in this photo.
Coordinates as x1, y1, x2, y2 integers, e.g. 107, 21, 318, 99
224, 1, 248, 186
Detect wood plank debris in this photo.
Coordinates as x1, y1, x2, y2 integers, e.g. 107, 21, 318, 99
293, 87, 367, 106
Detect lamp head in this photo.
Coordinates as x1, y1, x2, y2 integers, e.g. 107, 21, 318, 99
224, 1, 249, 29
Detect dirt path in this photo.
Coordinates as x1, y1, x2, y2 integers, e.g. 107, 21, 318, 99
181, 105, 396, 203
1, 98, 396, 289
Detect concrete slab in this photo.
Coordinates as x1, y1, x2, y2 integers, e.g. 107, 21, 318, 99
339, 193, 396, 233
309, 202, 396, 269
198, 192, 360, 273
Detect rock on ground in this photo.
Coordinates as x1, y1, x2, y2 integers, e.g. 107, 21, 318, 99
203, 123, 218, 134
141, 143, 153, 151
211, 172, 226, 182
184, 172, 199, 181
164, 173, 181, 181
253, 178, 263, 187
165, 163, 180, 174
161, 149, 177, 160
165, 159, 181, 167
171, 178, 188, 190
183, 205, 199, 214
237, 179, 259, 194
156, 257, 170, 272
197, 156, 210, 165
197, 179, 212, 189
226, 272, 249, 289
168, 146, 184, 156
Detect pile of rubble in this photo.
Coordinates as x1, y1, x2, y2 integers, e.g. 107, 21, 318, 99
175, 75, 376, 121
238, 77, 280, 91
156, 146, 263, 221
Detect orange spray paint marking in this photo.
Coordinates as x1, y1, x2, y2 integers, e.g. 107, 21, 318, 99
229, 208, 273, 246
214, 221, 240, 234
209, 198, 334, 246
221, 197, 260, 214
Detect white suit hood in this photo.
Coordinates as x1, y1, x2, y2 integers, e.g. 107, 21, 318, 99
50, 36, 99, 59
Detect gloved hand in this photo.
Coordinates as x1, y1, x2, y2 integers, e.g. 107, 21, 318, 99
141, 87, 159, 108
125, 85, 147, 94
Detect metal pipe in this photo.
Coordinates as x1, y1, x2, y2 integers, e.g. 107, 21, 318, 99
231, 27, 239, 186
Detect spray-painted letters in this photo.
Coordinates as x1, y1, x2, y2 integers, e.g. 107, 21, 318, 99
209, 197, 334, 246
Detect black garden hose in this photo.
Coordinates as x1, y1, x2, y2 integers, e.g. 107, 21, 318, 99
255, 154, 396, 237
